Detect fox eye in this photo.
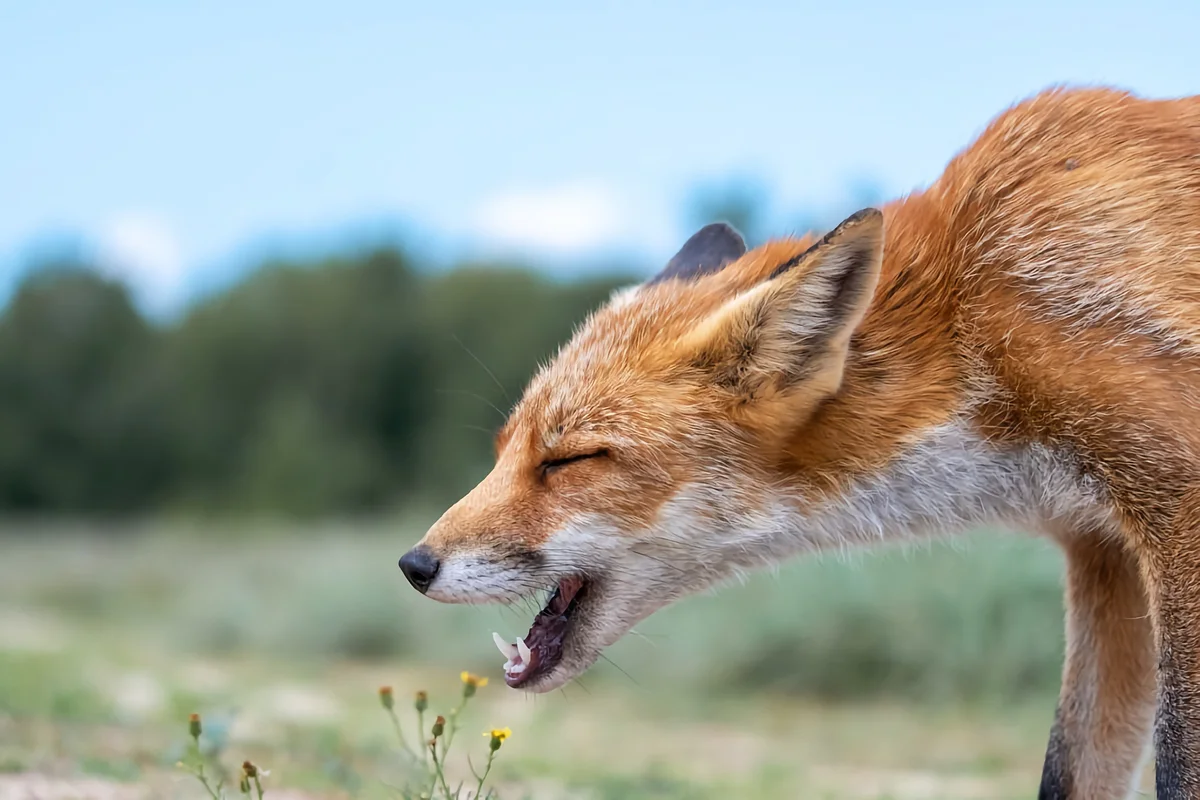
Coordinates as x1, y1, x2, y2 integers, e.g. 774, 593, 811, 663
539, 449, 609, 477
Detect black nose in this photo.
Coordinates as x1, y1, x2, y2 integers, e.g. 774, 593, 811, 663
399, 546, 440, 593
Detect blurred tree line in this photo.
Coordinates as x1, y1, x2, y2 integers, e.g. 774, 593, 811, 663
0, 178, 883, 518
0, 250, 631, 517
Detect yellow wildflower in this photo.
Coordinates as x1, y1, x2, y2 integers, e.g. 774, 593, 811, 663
485, 727, 511, 751
461, 671, 488, 697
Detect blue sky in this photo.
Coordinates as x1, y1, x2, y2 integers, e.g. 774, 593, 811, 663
1, 1, 1195, 313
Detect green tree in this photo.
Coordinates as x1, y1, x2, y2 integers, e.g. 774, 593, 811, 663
0, 265, 169, 511
162, 248, 428, 514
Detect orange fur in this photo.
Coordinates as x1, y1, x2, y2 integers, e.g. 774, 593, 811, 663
407, 86, 1200, 798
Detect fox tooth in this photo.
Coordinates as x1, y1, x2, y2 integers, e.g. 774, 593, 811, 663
493, 632, 518, 660
517, 637, 532, 664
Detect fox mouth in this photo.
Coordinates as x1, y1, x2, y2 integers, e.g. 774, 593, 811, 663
492, 575, 588, 688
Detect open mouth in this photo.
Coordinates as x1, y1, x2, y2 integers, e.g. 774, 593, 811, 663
492, 576, 587, 688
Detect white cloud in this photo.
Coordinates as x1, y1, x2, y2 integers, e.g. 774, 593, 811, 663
96, 213, 186, 311
473, 183, 625, 254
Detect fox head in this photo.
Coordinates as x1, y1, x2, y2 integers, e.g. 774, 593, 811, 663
400, 209, 885, 692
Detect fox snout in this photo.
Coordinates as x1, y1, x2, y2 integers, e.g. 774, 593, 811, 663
397, 545, 440, 594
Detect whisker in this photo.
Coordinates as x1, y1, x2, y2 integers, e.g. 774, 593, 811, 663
628, 628, 666, 645
452, 334, 511, 405
628, 547, 689, 574
434, 388, 507, 421
597, 652, 639, 686
457, 424, 498, 437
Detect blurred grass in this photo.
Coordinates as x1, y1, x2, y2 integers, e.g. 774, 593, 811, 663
0, 521, 1091, 798
0, 521, 1068, 703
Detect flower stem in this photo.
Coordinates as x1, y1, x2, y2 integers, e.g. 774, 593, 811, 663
429, 739, 453, 799
473, 750, 495, 799
185, 736, 222, 800
385, 706, 418, 760
192, 766, 222, 800
417, 709, 428, 768
443, 698, 468, 754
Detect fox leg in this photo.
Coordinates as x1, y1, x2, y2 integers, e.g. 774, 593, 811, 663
1038, 534, 1156, 800
1143, 491, 1200, 799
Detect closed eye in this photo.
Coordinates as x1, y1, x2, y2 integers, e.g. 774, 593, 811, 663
540, 449, 609, 476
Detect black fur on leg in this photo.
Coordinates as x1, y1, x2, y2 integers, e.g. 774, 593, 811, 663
1038, 708, 1074, 800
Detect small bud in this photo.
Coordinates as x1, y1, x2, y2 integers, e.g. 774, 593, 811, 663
241, 761, 258, 779
414, 690, 428, 712
188, 713, 202, 739
431, 715, 445, 738
239, 775, 251, 794
378, 686, 394, 710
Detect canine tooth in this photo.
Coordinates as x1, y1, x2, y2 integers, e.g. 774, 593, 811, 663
493, 632, 518, 660
517, 637, 532, 664
509, 662, 526, 674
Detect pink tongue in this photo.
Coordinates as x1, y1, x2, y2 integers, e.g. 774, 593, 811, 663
503, 577, 585, 686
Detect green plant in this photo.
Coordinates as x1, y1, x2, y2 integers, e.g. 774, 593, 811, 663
177, 712, 268, 799
175, 670, 508, 799
378, 671, 510, 799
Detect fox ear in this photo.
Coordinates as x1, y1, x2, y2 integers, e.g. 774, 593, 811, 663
647, 222, 747, 285
684, 209, 883, 399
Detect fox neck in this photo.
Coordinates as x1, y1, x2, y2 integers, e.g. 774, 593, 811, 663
684, 194, 1116, 572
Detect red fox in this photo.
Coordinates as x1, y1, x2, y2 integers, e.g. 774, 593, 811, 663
400, 86, 1200, 800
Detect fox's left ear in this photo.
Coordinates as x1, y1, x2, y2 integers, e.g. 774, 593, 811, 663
683, 208, 884, 400
648, 222, 747, 285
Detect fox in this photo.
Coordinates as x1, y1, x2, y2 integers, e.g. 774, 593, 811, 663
399, 86, 1200, 799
